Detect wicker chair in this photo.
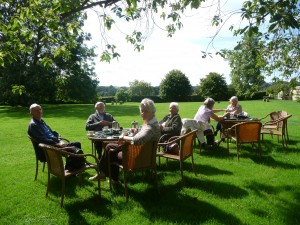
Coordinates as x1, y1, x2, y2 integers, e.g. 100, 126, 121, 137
38, 143, 101, 207
157, 129, 198, 181
260, 111, 290, 140
261, 114, 292, 148
108, 141, 158, 202
28, 136, 47, 181
226, 121, 262, 160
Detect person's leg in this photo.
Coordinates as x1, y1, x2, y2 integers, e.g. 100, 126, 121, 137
66, 142, 81, 149
214, 122, 222, 136
94, 142, 103, 159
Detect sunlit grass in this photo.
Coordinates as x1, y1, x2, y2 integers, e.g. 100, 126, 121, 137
0, 100, 299, 225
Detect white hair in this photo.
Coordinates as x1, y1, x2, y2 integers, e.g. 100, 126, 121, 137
170, 102, 179, 111
29, 103, 41, 114
203, 98, 215, 108
140, 98, 156, 114
95, 101, 105, 108
230, 96, 238, 103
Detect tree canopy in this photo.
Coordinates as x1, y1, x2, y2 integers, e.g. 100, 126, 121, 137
159, 69, 192, 101
197, 72, 228, 101
1, 0, 299, 105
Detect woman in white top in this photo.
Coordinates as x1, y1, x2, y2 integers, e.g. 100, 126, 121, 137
194, 98, 226, 146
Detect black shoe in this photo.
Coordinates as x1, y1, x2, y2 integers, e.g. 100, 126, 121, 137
214, 131, 218, 136
201, 143, 207, 149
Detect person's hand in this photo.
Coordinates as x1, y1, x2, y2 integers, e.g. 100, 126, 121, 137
98, 120, 108, 126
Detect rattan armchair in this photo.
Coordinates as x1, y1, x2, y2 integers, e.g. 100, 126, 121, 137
38, 143, 101, 207
226, 121, 262, 160
157, 129, 198, 181
261, 114, 292, 148
28, 136, 46, 181
108, 141, 158, 202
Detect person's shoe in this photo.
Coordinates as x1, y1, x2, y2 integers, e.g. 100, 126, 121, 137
214, 130, 218, 136
89, 172, 106, 181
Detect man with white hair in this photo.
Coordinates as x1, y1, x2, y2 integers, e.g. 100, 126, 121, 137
28, 103, 81, 148
85, 101, 117, 159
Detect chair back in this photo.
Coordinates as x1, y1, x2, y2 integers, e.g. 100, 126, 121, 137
122, 141, 158, 172
235, 122, 262, 143
28, 136, 46, 162
180, 130, 197, 159
39, 144, 65, 178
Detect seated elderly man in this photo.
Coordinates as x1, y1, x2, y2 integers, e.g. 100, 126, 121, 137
159, 102, 182, 143
86, 101, 117, 159
28, 103, 81, 150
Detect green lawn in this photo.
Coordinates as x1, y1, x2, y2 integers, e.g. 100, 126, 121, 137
0, 100, 300, 225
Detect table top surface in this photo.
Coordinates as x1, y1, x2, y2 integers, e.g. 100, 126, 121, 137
87, 129, 134, 141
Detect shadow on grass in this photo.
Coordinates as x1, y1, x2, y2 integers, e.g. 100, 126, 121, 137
0, 104, 140, 120
246, 181, 300, 225
123, 180, 244, 225
64, 196, 111, 224
46, 173, 98, 204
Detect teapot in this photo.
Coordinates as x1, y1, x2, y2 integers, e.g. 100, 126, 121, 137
112, 121, 120, 130
131, 120, 138, 129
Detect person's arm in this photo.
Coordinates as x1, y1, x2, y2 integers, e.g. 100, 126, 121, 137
210, 112, 225, 122
85, 114, 100, 131
213, 109, 226, 113
161, 115, 182, 134
28, 122, 58, 145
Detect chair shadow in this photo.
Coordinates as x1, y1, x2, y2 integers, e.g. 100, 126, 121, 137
123, 179, 244, 225
64, 196, 112, 224
47, 173, 99, 201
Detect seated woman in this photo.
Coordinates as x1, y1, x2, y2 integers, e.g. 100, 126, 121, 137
89, 98, 161, 182
159, 102, 182, 143
214, 96, 242, 136
194, 97, 227, 147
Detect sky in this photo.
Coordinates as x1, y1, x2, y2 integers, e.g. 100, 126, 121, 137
83, 0, 245, 87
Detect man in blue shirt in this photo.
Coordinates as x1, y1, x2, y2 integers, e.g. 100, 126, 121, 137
28, 103, 81, 149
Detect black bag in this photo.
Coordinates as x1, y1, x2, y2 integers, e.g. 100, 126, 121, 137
65, 148, 86, 171
164, 143, 179, 155
204, 129, 215, 145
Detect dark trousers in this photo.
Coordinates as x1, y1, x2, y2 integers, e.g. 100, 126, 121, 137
94, 142, 103, 159
99, 143, 122, 181
65, 142, 81, 149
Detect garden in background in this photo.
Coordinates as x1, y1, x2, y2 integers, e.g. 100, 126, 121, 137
0, 100, 299, 225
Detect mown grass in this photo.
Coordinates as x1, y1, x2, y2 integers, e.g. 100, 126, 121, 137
0, 100, 300, 225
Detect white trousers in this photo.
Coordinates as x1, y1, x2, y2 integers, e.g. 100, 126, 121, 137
181, 119, 211, 144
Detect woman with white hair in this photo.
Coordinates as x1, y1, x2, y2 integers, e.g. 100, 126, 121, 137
214, 96, 243, 136
159, 102, 182, 143
89, 98, 161, 182
193, 98, 226, 147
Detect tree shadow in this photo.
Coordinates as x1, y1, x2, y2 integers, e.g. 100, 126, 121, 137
246, 181, 300, 225
124, 181, 244, 225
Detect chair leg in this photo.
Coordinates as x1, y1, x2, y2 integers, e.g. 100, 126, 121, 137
46, 172, 50, 198
35, 159, 38, 181
124, 173, 128, 202
191, 154, 197, 176
60, 178, 65, 207
97, 170, 101, 196
42, 162, 45, 172
236, 143, 240, 160
179, 160, 184, 181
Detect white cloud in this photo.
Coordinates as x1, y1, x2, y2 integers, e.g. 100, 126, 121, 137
83, 0, 244, 87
